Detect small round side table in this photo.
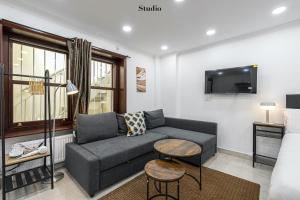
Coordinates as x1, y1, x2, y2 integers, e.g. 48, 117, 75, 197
145, 159, 185, 200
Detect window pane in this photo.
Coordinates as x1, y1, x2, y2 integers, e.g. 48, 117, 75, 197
12, 43, 67, 83
12, 43, 22, 80
91, 60, 112, 87
13, 84, 44, 122
34, 48, 45, 77
22, 45, 34, 80
55, 53, 66, 84
88, 89, 113, 114
12, 42, 68, 123
12, 43, 34, 81
50, 87, 68, 119
13, 84, 67, 123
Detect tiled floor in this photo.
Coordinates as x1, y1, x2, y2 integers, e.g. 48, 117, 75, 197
7, 152, 273, 200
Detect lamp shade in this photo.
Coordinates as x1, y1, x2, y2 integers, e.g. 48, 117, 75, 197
66, 80, 78, 95
260, 102, 276, 111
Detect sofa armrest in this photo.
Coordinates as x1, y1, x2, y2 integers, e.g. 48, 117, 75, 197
65, 143, 99, 197
165, 117, 217, 135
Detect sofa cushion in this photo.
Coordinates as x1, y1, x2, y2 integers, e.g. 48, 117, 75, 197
82, 137, 129, 171
77, 112, 118, 144
151, 127, 216, 152
125, 131, 168, 159
144, 109, 165, 129
82, 132, 167, 171
116, 114, 128, 135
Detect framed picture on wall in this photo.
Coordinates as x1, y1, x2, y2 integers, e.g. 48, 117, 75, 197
136, 66, 146, 92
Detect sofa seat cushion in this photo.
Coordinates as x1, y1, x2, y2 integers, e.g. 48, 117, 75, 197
82, 132, 167, 171
125, 131, 168, 159
151, 127, 216, 152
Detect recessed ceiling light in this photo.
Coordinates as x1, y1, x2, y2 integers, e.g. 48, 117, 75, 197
161, 45, 168, 50
122, 25, 132, 33
174, 0, 185, 3
272, 6, 287, 15
206, 29, 216, 36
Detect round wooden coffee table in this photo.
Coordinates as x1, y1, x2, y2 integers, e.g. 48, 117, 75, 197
154, 139, 203, 190
145, 159, 185, 200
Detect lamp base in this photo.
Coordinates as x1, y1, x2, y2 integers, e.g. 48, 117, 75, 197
265, 110, 270, 124
43, 171, 64, 183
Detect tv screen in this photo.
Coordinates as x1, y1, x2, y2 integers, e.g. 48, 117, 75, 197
205, 65, 257, 94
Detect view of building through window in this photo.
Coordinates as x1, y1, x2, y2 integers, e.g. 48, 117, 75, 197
12, 43, 115, 123
88, 60, 113, 114
12, 42, 67, 123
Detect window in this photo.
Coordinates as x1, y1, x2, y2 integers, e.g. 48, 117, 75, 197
11, 42, 68, 125
1, 19, 126, 137
88, 60, 114, 114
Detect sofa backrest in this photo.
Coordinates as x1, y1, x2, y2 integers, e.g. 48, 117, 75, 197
76, 112, 119, 144
165, 117, 217, 135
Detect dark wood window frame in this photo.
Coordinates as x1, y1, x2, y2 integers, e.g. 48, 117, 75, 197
8, 37, 72, 134
0, 19, 127, 138
91, 54, 126, 114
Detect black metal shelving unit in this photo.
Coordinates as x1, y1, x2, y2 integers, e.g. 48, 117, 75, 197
253, 122, 285, 167
0, 64, 54, 200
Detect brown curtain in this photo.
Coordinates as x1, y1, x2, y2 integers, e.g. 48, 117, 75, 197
67, 38, 92, 121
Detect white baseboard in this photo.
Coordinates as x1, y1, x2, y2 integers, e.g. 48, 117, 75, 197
217, 147, 252, 160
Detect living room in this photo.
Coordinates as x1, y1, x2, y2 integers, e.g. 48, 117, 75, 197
0, 0, 300, 200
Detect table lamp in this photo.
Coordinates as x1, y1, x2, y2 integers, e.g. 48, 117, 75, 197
260, 102, 276, 123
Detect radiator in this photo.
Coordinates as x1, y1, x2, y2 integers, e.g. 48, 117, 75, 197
52, 134, 74, 163
10, 134, 74, 173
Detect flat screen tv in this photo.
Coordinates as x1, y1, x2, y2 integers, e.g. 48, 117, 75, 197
205, 65, 257, 94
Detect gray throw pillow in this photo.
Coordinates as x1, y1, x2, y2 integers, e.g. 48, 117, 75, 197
116, 114, 128, 135
76, 112, 118, 144
143, 109, 165, 129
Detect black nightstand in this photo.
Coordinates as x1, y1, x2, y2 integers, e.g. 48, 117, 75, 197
253, 122, 285, 167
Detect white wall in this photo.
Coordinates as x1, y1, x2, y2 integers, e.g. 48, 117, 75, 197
157, 22, 300, 155
156, 54, 178, 116
127, 51, 156, 112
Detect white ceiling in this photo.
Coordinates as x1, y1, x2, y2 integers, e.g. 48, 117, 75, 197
2, 0, 300, 56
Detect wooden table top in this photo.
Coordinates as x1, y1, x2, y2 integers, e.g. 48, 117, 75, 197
5, 153, 50, 167
154, 139, 202, 158
145, 159, 185, 182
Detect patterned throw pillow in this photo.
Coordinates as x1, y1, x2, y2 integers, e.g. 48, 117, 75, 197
124, 111, 146, 136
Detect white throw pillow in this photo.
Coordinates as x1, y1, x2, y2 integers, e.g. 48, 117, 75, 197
285, 109, 300, 133
124, 111, 146, 137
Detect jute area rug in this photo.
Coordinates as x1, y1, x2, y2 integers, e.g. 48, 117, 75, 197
99, 162, 260, 200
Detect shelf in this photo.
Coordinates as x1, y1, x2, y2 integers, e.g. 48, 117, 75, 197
5, 153, 50, 167
254, 122, 284, 128
256, 131, 282, 139
255, 155, 276, 166
253, 122, 285, 168
5, 166, 51, 193
1, 66, 54, 199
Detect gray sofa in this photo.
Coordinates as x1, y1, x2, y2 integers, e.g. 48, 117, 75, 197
65, 112, 217, 197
